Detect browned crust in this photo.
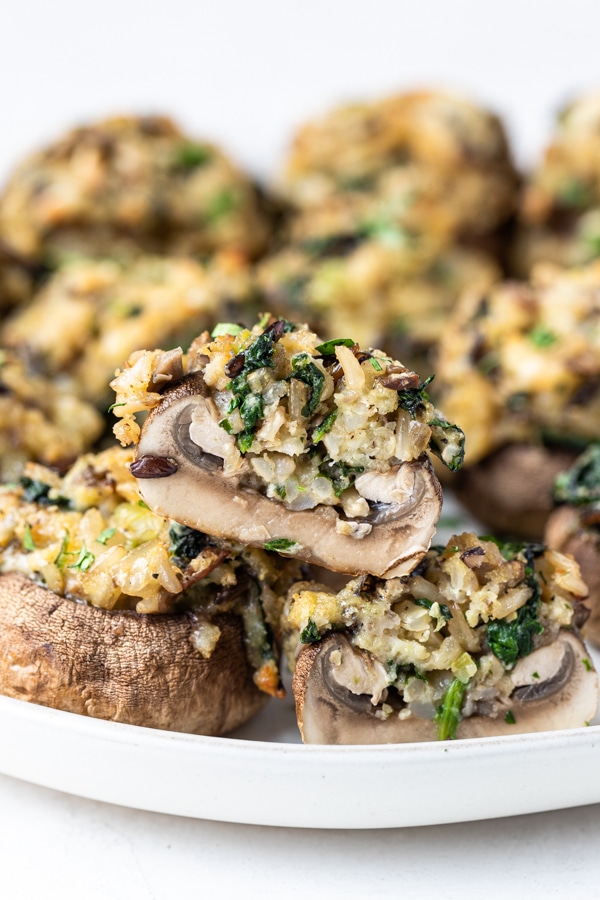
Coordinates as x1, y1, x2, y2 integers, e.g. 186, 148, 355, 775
451, 443, 579, 539
0, 572, 268, 735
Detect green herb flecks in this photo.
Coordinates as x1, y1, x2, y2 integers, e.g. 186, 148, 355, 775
414, 597, 452, 620
315, 338, 355, 356
583, 658, 593, 672
397, 375, 434, 419
528, 324, 558, 349
108, 401, 127, 413
96, 527, 116, 546
428, 416, 465, 472
504, 710, 516, 725
211, 322, 244, 338
172, 142, 212, 171
312, 409, 339, 444
69, 544, 95, 572
54, 531, 70, 568
289, 353, 325, 417
23, 524, 36, 552
435, 677, 468, 741
264, 538, 299, 552
206, 189, 238, 223
300, 619, 321, 643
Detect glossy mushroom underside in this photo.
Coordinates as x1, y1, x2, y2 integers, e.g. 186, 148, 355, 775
545, 505, 600, 647
292, 632, 598, 744
451, 443, 579, 540
133, 374, 443, 578
0, 572, 267, 735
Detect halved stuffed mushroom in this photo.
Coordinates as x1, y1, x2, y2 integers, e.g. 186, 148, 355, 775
112, 318, 464, 577
283, 533, 597, 743
0, 446, 299, 734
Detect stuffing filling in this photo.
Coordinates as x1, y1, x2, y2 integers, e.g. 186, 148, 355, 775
111, 317, 464, 525
0, 446, 300, 696
283, 533, 590, 737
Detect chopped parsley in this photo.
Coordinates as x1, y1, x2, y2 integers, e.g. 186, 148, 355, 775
528, 324, 558, 349
211, 322, 244, 338
54, 531, 70, 568
435, 677, 468, 741
504, 710, 516, 725
23, 524, 36, 551
206, 188, 237, 223
172, 142, 212, 171
96, 527, 116, 546
300, 619, 322, 643
69, 544, 95, 572
582, 658, 593, 672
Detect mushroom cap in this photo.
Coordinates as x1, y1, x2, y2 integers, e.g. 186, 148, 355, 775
133, 374, 443, 578
0, 572, 268, 735
545, 505, 600, 648
293, 631, 598, 744
451, 443, 579, 540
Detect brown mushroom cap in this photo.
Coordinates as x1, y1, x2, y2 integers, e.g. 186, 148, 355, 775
0, 572, 268, 735
545, 505, 600, 647
451, 443, 579, 540
133, 374, 443, 578
293, 631, 598, 744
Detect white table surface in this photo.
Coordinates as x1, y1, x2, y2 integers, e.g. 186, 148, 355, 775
4, 2, 600, 895
1, 771, 599, 900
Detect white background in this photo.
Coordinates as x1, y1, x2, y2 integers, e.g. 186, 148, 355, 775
2, 2, 600, 897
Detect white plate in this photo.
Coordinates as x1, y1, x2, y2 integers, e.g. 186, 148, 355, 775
1, 650, 599, 830
1, 498, 599, 829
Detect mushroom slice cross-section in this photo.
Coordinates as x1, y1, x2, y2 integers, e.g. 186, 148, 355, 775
132, 373, 443, 578
293, 630, 598, 744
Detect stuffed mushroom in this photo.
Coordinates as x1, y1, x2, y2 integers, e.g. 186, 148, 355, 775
284, 533, 597, 743
112, 318, 464, 577
0, 115, 273, 267
435, 261, 600, 538
0, 446, 299, 734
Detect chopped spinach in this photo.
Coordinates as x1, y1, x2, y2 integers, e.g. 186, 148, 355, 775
504, 710, 516, 725
206, 188, 237, 223
414, 597, 452, 620
312, 409, 339, 443
554, 443, 600, 506
289, 353, 325, 417
300, 619, 321, 643
19, 477, 70, 509
314, 337, 355, 356
428, 416, 465, 472
318, 458, 364, 496
169, 523, 210, 561
397, 375, 434, 419
435, 677, 468, 741
486, 543, 544, 666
